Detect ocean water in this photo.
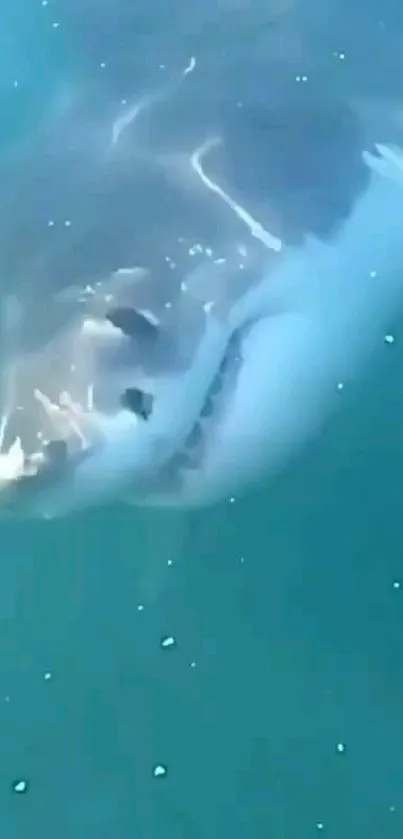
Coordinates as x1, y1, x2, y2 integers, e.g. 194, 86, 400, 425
1, 1, 403, 837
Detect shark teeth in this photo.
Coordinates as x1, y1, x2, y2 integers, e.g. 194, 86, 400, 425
34, 389, 93, 448
0, 437, 25, 484
0, 387, 95, 488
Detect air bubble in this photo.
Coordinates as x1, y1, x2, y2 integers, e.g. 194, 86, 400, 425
12, 780, 29, 794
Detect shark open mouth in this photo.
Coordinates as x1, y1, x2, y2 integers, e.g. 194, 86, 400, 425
0, 304, 242, 513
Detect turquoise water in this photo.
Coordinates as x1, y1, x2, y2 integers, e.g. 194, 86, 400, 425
1, 3, 403, 837
2, 344, 403, 837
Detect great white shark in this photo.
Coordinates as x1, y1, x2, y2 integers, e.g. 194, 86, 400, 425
0, 72, 403, 519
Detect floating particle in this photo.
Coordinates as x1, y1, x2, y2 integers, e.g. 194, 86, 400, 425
203, 301, 214, 313
44, 672, 52, 681
336, 742, 345, 753
393, 580, 401, 589
12, 780, 29, 794
189, 661, 196, 668
384, 334, 395, 344
316, 823, 324, 831
188, 243, 203, 256
161, 636, 176, 649
229, 496, 236, 504
337, 382, 344, 391
153, 764, 167, 778
137, 604, 144, 612
183, 56, 196, 76
370, 270, 377, 278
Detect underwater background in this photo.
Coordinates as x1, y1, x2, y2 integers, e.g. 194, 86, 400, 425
1, 0, 403, 836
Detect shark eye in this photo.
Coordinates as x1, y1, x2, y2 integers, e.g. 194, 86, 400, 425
121, 387, 153, 420
107, 306, 158, 341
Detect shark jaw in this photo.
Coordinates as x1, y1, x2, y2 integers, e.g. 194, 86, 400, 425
1, 141, 403, 518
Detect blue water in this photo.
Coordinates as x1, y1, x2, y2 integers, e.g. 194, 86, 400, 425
0, 1, 403, 836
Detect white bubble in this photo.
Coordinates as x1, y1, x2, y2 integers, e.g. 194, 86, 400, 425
13, 780, 28, 793
161, 636, 176, 649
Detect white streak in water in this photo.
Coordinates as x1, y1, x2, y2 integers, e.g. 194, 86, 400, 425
112, 57, 197, 147
112, 98, 151, 146
183, 56, 196, 76
190, 138, 283, 252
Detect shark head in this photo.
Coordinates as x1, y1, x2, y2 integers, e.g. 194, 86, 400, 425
2, 139, 403, 518
1, 70, 403, 518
